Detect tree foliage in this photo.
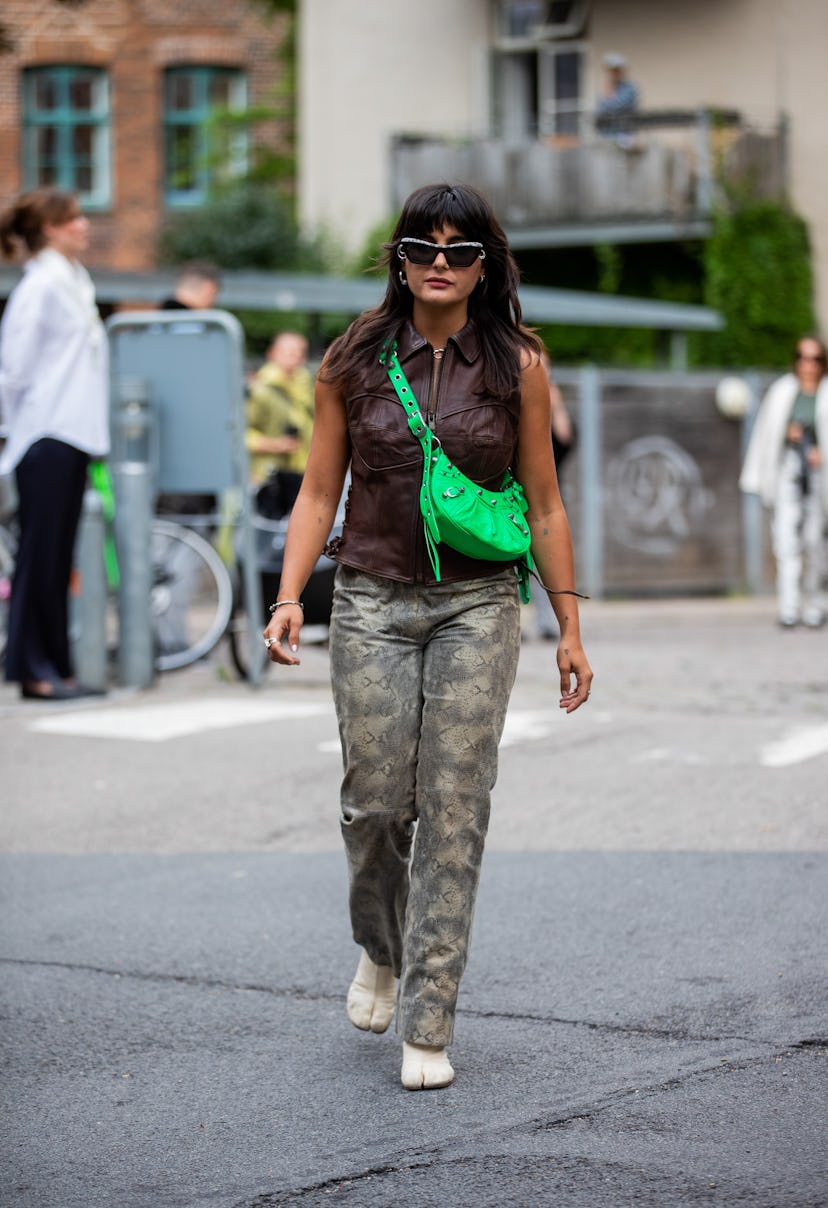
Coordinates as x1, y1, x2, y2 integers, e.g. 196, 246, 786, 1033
158, 182, 323, 272
696, 200, 816, 368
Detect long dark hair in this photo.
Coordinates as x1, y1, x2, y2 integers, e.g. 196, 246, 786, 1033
793, 334, 827, 375
321, 183, 542, 399
0, 188, 78, 258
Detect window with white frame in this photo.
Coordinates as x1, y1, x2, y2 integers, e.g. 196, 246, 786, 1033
22, 66, 111, 206
163, 66, 247, 207
493, 1, 588, 140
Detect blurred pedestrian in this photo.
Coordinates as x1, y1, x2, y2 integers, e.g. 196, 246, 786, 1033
740, 334, 828, 628
596, 51, 639, 146
263, 183, 592, 1091
0, 188, 109, 699
246, 331, 315, 515
160, 261, 222, 311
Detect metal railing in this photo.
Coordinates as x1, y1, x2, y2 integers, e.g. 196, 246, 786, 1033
391, 110, 788, 233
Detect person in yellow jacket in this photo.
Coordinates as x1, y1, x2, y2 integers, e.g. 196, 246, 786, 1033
246, 331, 315, 509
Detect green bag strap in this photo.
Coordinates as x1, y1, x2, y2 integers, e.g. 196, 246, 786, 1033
378, 341, 586, 604
380, 341, 443, 577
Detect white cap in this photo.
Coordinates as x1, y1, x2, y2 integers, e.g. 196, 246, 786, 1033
603, 51, 627, 69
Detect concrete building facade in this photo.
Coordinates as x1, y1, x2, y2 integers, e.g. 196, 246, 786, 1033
298, 0, 828, 332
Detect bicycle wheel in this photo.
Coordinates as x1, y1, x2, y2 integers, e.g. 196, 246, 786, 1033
227, 595, 255, 681
150, 520, 233, 671
225, 571, 284, 681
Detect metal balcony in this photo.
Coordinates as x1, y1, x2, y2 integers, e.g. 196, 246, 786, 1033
390, 110, 788, 248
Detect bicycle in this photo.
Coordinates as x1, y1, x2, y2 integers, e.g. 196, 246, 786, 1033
142, 517, 234, 672
89, 464, 234, 673
224, 471, 346, 680
0, 465, 234, 677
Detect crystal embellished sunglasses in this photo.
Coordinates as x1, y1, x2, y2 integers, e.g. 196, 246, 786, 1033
397, 237, 485, 269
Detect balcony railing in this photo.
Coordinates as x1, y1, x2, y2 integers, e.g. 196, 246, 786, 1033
390, 110, 787, 236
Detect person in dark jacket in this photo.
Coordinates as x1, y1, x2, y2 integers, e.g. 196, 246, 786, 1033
263, 184, 592, 1091
160, 261, 222, 311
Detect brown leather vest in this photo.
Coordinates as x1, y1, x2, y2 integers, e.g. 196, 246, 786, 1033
329, 319, 522, 584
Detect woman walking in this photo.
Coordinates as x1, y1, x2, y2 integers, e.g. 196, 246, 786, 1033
0, 189, 109, 698
264, 183, 592, 1089
740, 335, 828, 628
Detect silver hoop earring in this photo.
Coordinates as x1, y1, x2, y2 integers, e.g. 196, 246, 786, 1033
399, 271, 408, 287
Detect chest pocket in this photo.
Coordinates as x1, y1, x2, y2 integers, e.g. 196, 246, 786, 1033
347, 391, 423, 471
438, 400, 519, 482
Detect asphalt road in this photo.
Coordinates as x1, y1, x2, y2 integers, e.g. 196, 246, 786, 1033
1, 596, 827, 1207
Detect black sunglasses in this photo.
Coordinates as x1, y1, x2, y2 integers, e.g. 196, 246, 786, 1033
397, 238, 485, 269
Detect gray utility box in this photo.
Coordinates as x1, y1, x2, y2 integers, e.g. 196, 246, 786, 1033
106, 310, 265, 682
107, 309, 245, 493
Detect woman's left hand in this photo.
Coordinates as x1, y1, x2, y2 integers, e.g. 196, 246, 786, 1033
557, 640, 593, 713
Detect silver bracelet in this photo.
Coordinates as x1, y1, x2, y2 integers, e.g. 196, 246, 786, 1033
268, 600, 304, 614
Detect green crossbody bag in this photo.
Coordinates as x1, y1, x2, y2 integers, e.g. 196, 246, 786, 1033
380, 341, 534, 602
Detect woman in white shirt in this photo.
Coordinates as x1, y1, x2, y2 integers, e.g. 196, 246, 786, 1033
740, 334, 828, 628
0, 189, 110, 699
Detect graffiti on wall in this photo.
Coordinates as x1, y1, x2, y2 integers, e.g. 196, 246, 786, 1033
606, 435, 714, 556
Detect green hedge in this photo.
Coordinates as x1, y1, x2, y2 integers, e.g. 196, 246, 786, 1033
693, 200, 816, 368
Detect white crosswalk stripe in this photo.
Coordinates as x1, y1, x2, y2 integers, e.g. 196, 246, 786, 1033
760, 723, 828, 768
28, 697, 329, 743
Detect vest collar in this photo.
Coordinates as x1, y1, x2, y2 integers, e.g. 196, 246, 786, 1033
397, 318, 481, 365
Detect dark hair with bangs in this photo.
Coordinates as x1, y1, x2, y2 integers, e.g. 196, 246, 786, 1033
320, 183, 542, 399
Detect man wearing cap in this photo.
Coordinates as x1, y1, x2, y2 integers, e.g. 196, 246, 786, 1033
596, 52, 639, 145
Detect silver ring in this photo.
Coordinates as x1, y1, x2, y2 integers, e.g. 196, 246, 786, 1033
263, 637, 275, 650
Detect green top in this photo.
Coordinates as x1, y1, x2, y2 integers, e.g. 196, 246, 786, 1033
790, 390, 818, 443
245, 362, 315, 484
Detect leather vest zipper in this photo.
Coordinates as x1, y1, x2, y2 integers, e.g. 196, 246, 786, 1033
427, 347, 445, 429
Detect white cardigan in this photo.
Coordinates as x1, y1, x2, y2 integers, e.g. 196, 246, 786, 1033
0, 248, 110, 475
739, 372, 828, 510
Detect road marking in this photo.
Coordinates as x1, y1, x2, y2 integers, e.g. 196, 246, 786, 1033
27, 701, 608, 747
760, 723, 828, 768
315, 709, 610, 757
28, 697, 329, 743
501, 709, 610, 746
501, 709, 561, 746
315, 711, 566, 756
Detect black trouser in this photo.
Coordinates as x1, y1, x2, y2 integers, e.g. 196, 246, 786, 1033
5, 438, 89, 684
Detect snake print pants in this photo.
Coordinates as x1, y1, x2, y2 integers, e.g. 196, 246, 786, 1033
329, 564, 521, 1046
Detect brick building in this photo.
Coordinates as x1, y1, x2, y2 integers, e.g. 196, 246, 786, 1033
0, 0, 288, 271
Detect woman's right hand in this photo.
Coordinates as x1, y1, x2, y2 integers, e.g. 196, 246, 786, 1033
263, 603, 304, 666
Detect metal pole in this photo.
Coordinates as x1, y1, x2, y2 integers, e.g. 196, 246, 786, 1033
578, 365, 604, 599
669, 331, 688, 372
112, 376, 155, 688
741, 372, 766, 595
695, 107, 713, 215
70, 487, 108, 690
